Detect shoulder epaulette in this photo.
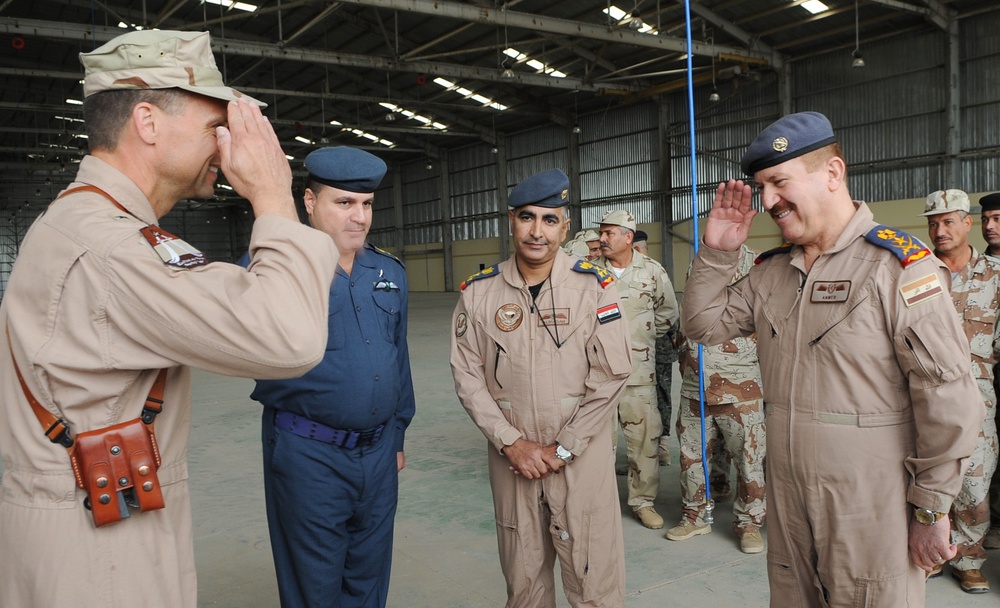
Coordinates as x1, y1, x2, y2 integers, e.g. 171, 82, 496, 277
572, 259, 615, 289
369, 243, 404, 267
864, 225, 932, 267
460, 265, 500, 291
754, 243, 793, 265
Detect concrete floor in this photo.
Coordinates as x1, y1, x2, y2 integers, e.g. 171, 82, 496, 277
3, 292, 998, 606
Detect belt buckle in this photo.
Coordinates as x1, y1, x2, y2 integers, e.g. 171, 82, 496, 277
357, 428, 377, 446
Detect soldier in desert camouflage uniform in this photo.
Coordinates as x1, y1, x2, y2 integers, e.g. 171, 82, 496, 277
596, 210, 678, 530
923, 189, 1000, 594
665, 244, 766, 554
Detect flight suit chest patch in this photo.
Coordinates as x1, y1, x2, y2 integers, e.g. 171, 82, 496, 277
537, 308, 570, 326
810, 280, 851, 303
496, 303, 523, 332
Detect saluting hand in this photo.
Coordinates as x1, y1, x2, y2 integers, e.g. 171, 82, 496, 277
704, 180, 756, 252
216, 99, 297, 222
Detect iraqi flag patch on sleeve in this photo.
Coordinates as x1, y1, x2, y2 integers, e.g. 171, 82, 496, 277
597, 303, 622, 324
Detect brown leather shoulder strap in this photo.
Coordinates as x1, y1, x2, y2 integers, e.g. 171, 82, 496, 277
57, 184, 133, 218
5, 324, 167, 448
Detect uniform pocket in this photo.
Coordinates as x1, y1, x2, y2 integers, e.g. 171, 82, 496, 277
372, 290, 402, 341
572, 503, 622, 602
853, 572, 907, 608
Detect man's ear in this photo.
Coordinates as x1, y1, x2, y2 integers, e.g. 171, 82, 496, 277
131, 102, 158, 145
826, 155, 846, 192
303, 187, 317, 215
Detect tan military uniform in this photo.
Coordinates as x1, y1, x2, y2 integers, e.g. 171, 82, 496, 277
677, 245, 765, 531
596, 251, 677, 509
0, 156, 337, 608
451, 252, 631, 608
943, 246, 1000, 572
682, 202, 982, 607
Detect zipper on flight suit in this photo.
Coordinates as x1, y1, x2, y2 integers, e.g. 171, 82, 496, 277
808, 295, 869, 346
494, 343, 506, 389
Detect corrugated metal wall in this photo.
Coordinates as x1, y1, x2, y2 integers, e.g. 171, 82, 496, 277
5, 11, 1000, 299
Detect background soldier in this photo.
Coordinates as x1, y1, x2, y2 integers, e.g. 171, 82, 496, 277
666, 244, 766, 555
923, 189, 1000, 593
597, 210, 679, 530
451, 168, 631, 608
980, 192, 1000, 553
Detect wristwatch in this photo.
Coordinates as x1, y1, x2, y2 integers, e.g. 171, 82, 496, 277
913, 507, 946, 525
555, 444, 574, 464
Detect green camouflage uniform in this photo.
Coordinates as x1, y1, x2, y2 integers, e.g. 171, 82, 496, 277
677, 245, 765, 531
945, 246, 1000, 572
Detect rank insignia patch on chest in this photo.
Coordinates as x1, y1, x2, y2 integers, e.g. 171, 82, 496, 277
596, 303, 622, 324
537, 308, 570, 327
140, 225, 206, 268
899, 273, 944, 308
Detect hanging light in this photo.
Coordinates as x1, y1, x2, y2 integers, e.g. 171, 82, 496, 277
426, 160, 433, 170
385, 112, 396, 122
851, 0, 865, 68
628, 10, 643, 30
572, 124, 581, 135
709, 88, 720, 103
708, 37, 720, 103
501, 67, 515, 79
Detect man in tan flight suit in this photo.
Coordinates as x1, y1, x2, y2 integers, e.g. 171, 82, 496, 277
682, 111, 981, 607
921, 189, 1000, 593
596, 209, 678, 529
451, 168, 631, 608
0, 31, 337, 608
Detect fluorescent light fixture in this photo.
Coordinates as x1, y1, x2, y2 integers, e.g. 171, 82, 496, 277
217, 184, 233, 191
203, 0, 258, 12
55, 115, 85, 123
432, 77, 509, 111
329, 119, 343, 126
294, 136, 312, 144
66, 98, 83, 105
379, 102, 450, 130
801, 0, 829, 15
503, 48, 567, 78
73, 133, 89, 139
117, 22, 144, 30
285, 155, 294, 160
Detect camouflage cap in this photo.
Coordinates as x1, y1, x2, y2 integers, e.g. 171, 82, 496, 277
582, 229, 600, 242
599, 209, 637, 232
922, 189, 970, 216
80, 30, 265, 107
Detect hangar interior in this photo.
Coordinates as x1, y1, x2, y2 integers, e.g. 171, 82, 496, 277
2, 0, 1000, 298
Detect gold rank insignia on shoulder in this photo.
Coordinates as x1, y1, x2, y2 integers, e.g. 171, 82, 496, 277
460, 264, 500, 291
864, 225, 931, 268
140, 225, 206, 268
572, 259, 614, 288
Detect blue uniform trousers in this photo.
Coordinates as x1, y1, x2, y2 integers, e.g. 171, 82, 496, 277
262, 408, 399, 608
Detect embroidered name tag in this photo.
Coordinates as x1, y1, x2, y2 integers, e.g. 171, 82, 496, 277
810, 281, 851, 303
537, 308, 570, 326
597, 303, 622, 324
899, 273, 943, 307
140, 226, 206, 268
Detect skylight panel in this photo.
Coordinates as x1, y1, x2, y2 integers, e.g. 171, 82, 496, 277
801, 0, 829, 15
203, 0, 258, 12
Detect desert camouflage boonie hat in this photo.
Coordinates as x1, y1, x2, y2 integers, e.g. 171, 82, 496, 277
80, 30, 265, 107
599, 209, 637, 232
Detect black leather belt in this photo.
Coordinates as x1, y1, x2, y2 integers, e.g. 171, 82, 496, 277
273, 410, 385, 449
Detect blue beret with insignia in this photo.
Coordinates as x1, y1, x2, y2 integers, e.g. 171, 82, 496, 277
508, 168, 570, 209
304, 146, 387, 193
740, 112, 837, 176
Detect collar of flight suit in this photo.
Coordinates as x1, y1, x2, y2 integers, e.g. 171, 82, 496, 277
500, 249, 575, 292
785, 200, 874, 274
71, 156, 160, 226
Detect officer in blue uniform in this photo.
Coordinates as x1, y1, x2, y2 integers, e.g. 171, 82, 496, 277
246, 146, 415, 608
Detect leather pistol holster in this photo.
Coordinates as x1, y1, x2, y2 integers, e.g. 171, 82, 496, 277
70, 418, 164, 527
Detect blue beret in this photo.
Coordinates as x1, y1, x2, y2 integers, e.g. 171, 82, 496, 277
740, 111, 837, 176
508, 168, 570, 209
980, 193, 1000, 212
304, 146, 387, 193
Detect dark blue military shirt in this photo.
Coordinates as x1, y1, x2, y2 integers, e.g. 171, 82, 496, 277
245, 243, 415, 452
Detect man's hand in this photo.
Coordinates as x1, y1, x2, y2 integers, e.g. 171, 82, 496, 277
908, 513, 957, 572
540, 444, 567, 474
704, 180, 756, 252
216, 99, 297, 222
397, 451, 406, 472
503, 438, 553, 479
